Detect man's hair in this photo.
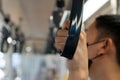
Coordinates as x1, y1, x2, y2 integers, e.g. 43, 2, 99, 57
95, 15, 120, 65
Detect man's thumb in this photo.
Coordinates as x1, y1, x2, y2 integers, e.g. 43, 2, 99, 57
62, 19, 70, 30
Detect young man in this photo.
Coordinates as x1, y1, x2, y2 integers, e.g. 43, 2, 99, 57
55, 15, 120, 80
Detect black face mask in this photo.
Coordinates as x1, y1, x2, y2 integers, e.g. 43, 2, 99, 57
88, 60, 92, 69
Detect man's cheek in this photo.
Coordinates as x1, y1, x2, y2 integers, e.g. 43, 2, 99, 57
88, 47, 97, 59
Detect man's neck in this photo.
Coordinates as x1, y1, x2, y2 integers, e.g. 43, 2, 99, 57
90, 57, 120, 80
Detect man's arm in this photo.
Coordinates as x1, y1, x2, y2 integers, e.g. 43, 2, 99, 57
55, 20, 88, 80
68, 31, 88, 80
69, 69, 88, 80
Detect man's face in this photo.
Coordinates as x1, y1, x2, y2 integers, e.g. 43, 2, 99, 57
86, 21, 100, 60
86, 21, 118, 79
86, 21, 107, 78
86, 21, 108, 66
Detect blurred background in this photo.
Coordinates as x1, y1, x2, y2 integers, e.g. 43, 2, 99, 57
0, 0, 119, 80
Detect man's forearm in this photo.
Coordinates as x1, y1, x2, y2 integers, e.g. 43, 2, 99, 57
68, 69, 88, 80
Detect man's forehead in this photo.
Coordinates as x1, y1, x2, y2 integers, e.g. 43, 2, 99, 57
85, 21, 98, 42
85, 21, 96, 32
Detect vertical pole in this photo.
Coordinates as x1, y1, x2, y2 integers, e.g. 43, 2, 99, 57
117, 0, 120, 14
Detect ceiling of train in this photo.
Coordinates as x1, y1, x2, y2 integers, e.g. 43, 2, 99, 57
2, 0, 71, 40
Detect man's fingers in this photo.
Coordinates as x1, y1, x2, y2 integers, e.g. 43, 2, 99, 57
55, 35, 67, 52
55, 23, 68, 52
55, 37, 67, 43
55, 43, 65, 51
56, 29, 68, 37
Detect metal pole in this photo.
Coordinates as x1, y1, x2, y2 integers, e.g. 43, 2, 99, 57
117, 0, 120, 14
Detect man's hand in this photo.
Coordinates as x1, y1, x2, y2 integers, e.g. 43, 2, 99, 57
55, 20, 70, 52
68, 30, 88, 80
55, 20, 88, 80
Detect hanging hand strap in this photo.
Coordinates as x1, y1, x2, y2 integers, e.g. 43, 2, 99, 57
61, 0, 84, 59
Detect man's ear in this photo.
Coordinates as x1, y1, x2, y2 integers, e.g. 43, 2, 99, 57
98, 38, 114, 55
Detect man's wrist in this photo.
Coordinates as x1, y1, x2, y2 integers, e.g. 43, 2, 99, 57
69, 69, 88, 80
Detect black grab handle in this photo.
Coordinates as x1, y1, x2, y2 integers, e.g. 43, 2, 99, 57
61, 0, 84, 59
